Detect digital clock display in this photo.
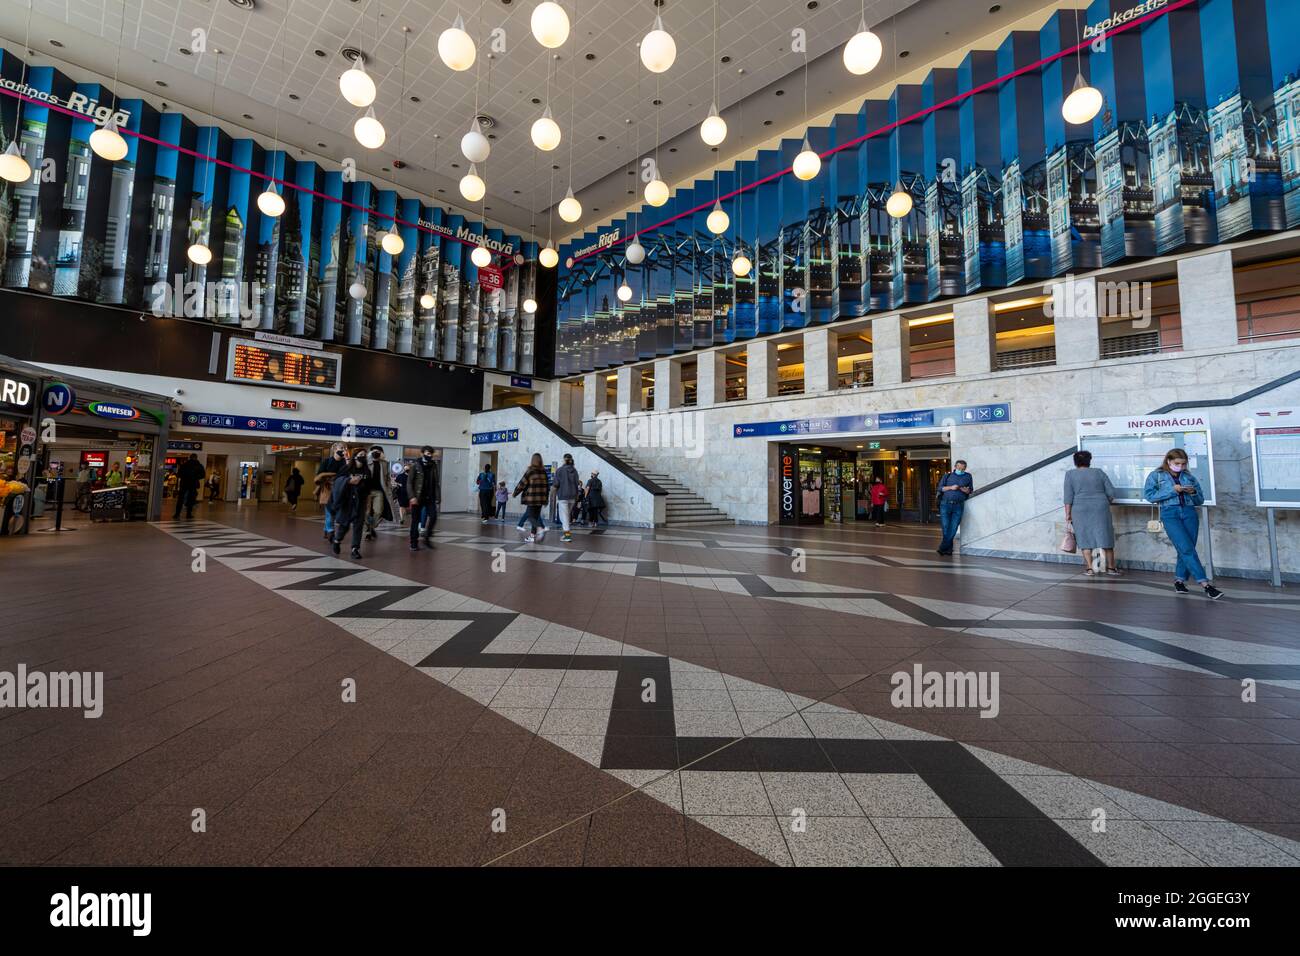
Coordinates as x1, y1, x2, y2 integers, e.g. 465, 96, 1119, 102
270, 398, 300, 411
226, 339, 341, 393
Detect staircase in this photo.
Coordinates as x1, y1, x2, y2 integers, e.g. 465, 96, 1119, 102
578, 440, 733, 528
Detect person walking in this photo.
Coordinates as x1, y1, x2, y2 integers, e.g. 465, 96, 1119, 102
1063, 450, 1119, 575
329, 449, 371, 559
554, 453, 581, 542
362, 445, 396, 541
495, 480, 509, 521
869, 475, 889, 527
393, 462, 410, 523
513, 453, 550, 543
475, 462, 497, 523
284, 466, 305, 513
315, 443, 347, 540
172, 453, 206, 519
935, 459, 974, 555
106, 463, 124, 487
408, 445, 441, 551
1143, 448, 1223, 599
585, 470, 606, 526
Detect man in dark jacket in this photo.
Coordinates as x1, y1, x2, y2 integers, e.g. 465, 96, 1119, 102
173, 454, 206, 519
585, 470, 606, 526
475, 462, 496, 523
314, 443, 347, 540
330, 450, 371, 559
936, 459, 974, 555
408, 445, 441, 551
513, 453, 550, 543
554, 453, 581, 542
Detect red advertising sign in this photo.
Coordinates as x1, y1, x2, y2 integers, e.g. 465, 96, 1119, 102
478, 266, 504, 290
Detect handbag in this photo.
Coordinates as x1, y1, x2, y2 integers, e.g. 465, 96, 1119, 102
1146, 506, 1162, 534
1060, 520, 1077, 553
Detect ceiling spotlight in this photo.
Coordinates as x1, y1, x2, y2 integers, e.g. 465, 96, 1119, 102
381, 226, 404, 255
531, 106, 561, 151
843, 19, 883, 75
187, 243, 212, 265
640, 14, 676, 73
531, 1, 570, 48
558, 186, 581, 222
617, 281, 633, 302
539, 241, 559, 268
470, 244, 492, 268
461, 118, 490, 163
706, 201, 729, 234
256, 185, 285, 217
89, 118, 129, 161
700, 103, 727, 147
339, 59, 376, 108
792, 138, 821, 180
644, 178, 669, 206
1062, 72, 1103, 126
354, 107, 386, 149
625, 235, 645, 264
419, 291, 435, 309
460, 164, 486, 202
0, 142, 31, 183
886, 181, 913, 218
523, 297, 538, 313
438, 15, 476, 71
348, 281, 367, 300
731, 253, 752, 277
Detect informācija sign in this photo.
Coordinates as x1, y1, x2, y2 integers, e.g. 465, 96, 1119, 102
1076, 410, 1216, 505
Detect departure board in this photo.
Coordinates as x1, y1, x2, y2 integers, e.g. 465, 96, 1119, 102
225, 338, 341, 393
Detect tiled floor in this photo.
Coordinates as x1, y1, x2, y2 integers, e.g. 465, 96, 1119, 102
2, 504, 1299, 866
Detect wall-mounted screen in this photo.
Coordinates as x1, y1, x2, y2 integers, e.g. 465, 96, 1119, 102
225, 338, 341, 393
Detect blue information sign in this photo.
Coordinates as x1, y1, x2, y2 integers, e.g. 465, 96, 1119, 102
182, 411, 398, 440
472, 429, 520, 445
733, 403, 1011, 438
510, 376, 533, 389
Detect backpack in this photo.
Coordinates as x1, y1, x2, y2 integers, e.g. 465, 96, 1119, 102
477, 472, 494, 492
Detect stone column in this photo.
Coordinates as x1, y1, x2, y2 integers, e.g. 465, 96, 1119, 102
616, 366, 642, 415
696, 350, 727, 407
1177, 250, 1238, 351
1050, 275, 1100, 365
870, 313, 910, 386
653, 357, 683, 411
582, 372, 603, 421
953, 298, 996, 377
746, 340, 778, 401
803, 327, 839, 394
534, 379, 562, 421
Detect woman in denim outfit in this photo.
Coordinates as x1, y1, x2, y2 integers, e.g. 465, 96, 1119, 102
1142, 448, 1223, 600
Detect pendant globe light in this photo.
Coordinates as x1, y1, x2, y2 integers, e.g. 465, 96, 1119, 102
645, 177, 669, 206
420, 291, 436, 309
698, 1, 726, 146
381, 225, 404, 255
0, 143, 31, 184
1062, 72, 1102, 126
349, 280, 367, 300
471, 244, 492, 268
793, 138, 821, 181
523, 296, 538, 312
626, 235, 646, 264
886, 181, 913, 218
461, 118, 490, 163
540, 241, 559, 269
438, 14, 476, 71
354, 107, 386, 148
531, 2, 570, 48
706, 201, 729, 235
731, 252, 752, 277
843, 2, 882, 77
640, 14, 676, 74
558, 186, 581, 222
532, 106, 561, 151
257, 3, 292, 219
732, 76, 751, 279
339, 60, 376, 108
460, 164, 486, 202
187, 240, 213, 266
90, 1, 130, 162
617, 280, 633, 302
188, 42, 223, 267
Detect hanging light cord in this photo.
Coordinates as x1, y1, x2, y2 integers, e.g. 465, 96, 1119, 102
13, 0, 34, 136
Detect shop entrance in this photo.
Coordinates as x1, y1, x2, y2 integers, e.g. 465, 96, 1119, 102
776, 438, 951, 525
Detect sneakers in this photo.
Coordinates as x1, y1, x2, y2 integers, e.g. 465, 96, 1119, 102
350, 547, 362, 559
331, 538, 341, 555
562, 532, 573, 542
1173, 580, 1190, 594
1203, 584, 1224, 601
517, 526, 530, 542
534, 526, 547, 543
481, 517, 489, 524
410, 543, 420, 552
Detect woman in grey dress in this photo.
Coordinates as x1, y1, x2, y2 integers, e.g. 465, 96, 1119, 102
1063, 450, 1119, 575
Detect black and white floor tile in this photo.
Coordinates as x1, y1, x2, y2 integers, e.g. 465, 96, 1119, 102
159, 519, 1300, 867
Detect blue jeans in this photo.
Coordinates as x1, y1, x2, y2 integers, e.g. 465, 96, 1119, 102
1161, 505, 1208, 582
323, 503, 335, 533
938, 500, 964, 553
518, 508, 545, 529
410, 502, 436, 545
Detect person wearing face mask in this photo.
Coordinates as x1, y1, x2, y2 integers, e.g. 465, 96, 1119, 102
935, 459, 974, 556
584, 470, 605, 526
408, 445, 441, 551
329, 450, 371, 559
315, 442, 348, 540
1143, 448, 1223, 600
362, 445, 396, 541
